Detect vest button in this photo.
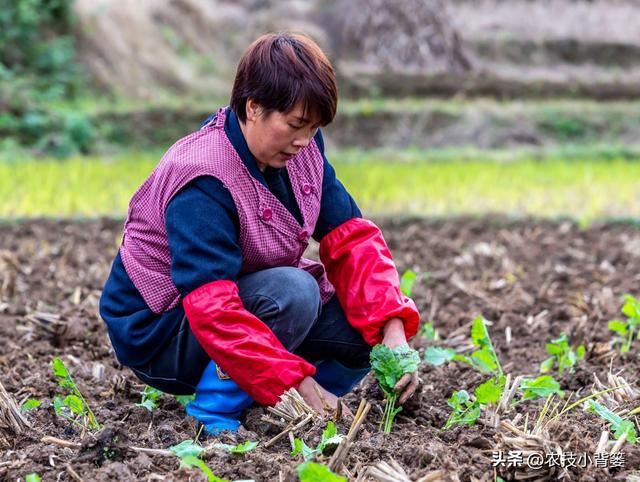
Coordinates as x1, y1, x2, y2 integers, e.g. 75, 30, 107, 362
298, 230, 308, 241
301, 183, 312, 195
261, 208, 273, 221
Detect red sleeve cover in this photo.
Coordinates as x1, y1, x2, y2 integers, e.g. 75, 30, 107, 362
319, 218, 420, 346
183, 280, 316, 406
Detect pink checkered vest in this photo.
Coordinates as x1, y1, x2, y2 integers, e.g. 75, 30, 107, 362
119, 107, 335, 314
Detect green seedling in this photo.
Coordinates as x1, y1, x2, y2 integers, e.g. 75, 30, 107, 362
370, 344, 421, 433
175, 394, 196, 406
51, 357, 100, 431
25, 474, 41, 482
443, 390, 480, 430
418, 322, 439, 341
442, 375, 563, 430
170, 439, 204, 458
518, 376, 564, 402
136, 386, 163, 411
316, 421, 343, 453
213, 440, 258, 454
170, 440, 229, 482
179, 456, 228, 482
466, 316, 503, 375
424, 315, 503, 376
291, 438, 317, 462
585, 400, 637, 444
475, 377, 505, 406
423, 346, 456, 366
291, 421, 343, 461
297, 461, 346, 482
443, 376, 505, 430
399, 269, 417, 297
540, 333, 585, 375
137, 385, 195, 410
20, 399, 41, 413
608, 294, 640, 354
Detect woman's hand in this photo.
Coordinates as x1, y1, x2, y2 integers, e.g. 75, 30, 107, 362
297, 376, 352, 417
382, 317, 420, 405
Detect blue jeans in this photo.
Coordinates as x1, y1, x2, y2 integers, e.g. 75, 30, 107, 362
131, 267, 371, 395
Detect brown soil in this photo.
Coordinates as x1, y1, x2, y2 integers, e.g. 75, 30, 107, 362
2, 217, 640, 481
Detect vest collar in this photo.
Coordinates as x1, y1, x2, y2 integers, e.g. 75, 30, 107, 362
225, 107, 272, 189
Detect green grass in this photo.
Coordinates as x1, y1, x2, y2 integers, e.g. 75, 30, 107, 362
1, 149, 640, 222
336, 157, 640, 223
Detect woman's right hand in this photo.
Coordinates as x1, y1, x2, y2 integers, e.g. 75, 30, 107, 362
297, 376, 352, 417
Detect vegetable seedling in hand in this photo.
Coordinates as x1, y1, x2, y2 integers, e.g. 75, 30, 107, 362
370, 344, 420, 433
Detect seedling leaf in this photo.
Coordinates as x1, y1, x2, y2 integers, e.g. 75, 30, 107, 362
297, 462, 347, 482
292, 422, 344, 461
609, 294, 640, 354
318, 421, 343, 453
370, 344, 420, 433
546, 342, 563, 356
614, 420, 637, 443
180, 455, 228, 482
20, 399, 41, 413
519, 376, 564, 401
400, 270, 417, 297
63, 395, 84, 415
136, 386, 164, 411
138, 399, 156, 411
50, 357, 100, 430
443, 390, 481, 430
608, 320, 628, 336
175, 394, 195, 406
470, 349, 498, 374
424, 347, 456, 366
52, 395, 64, 417
469, 316, 503, 375
52, 357, 69, 379
170, 439, 204, 459
370, 344, 420, 394
291, 438, 317, 461
321, 435, 343, 450
213, 440, 258, 454
470, 316, 490, 347
447, 390, 470, 408
418, 322, 439, 340
586, 400, 637, 444
171, 440, 228, 482
25, 474, 41, 482
474, 377, 503, 405
622, 294, 640, 319
540, 357, 555, 373
541, 333, 584, 375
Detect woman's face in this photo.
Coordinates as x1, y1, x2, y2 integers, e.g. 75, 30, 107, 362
240, 99, 320, 172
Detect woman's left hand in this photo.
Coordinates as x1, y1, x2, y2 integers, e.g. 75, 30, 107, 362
381, 317, 420, 405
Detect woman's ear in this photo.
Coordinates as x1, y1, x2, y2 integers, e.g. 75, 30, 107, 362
246, 99, 260, 122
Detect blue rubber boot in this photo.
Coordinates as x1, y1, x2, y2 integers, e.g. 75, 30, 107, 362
185, 361, 253, 435
313, 359, 370, 397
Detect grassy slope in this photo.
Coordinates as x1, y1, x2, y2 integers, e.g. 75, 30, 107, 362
2, 148, 639, 222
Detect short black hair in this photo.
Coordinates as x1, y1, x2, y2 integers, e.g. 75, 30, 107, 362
230, 32, 338, 126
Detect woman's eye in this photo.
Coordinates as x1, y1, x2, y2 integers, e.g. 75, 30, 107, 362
289, 123, 302, 129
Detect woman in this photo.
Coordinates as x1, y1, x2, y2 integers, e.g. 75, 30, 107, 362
99, 32, 420, 434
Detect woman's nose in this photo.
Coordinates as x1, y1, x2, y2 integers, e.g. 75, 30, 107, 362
292, 134, 312, 148
293, 126, 318, 148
